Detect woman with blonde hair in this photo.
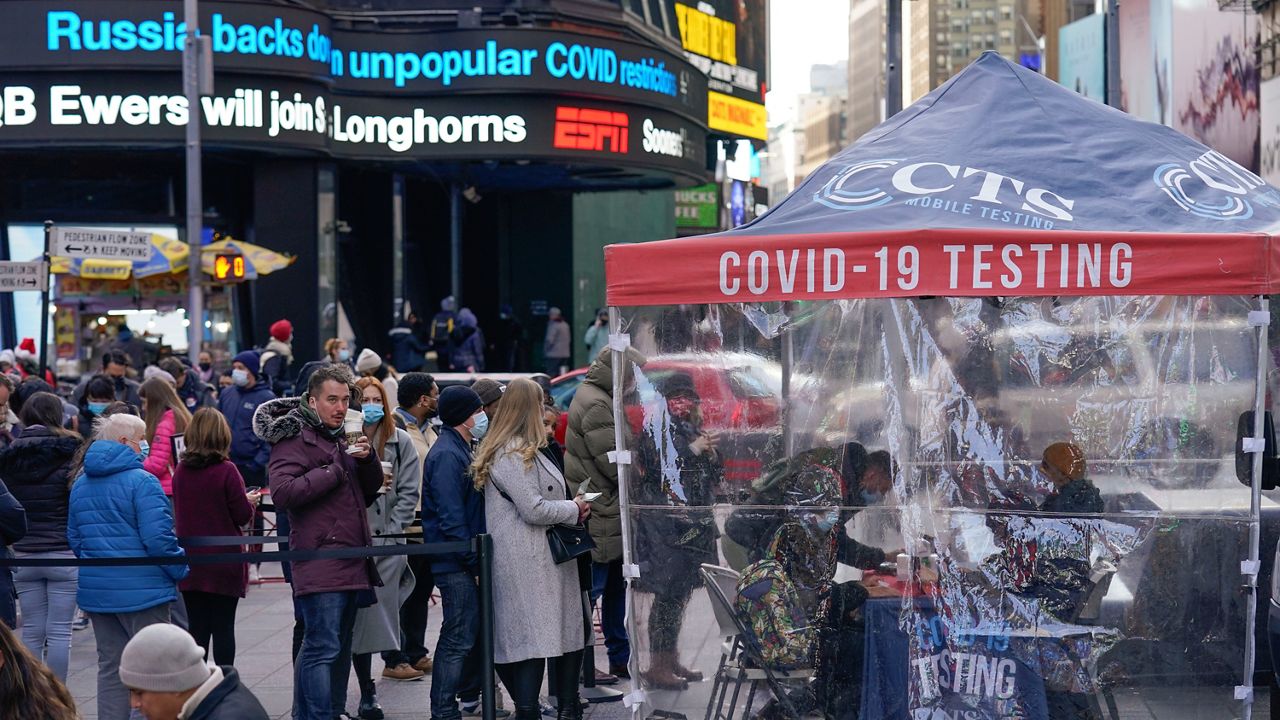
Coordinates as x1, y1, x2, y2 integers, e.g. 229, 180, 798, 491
139, 376, 192, 497
471, 377, 590, 720
350, 376, 421, 718
0, 621, 78, 720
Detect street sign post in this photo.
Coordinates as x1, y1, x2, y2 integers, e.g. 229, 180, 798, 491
0, 261, 47, 292
49, 227, 152, 261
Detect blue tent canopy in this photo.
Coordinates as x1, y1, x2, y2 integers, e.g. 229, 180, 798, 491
741, 52, 1280, 237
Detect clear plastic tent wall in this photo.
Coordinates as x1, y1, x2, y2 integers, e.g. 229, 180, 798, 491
608, 295, 1270, 720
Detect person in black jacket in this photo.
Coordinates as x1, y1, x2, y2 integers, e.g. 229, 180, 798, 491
1039, 442, 1104, 514
0, 474, 27, 629
2, 392, 82, 679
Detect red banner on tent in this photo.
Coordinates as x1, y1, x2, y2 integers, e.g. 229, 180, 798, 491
604, 229, 1280, 306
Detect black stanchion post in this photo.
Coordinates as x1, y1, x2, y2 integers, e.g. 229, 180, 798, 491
478, 533, 496, 720
38, 219, 51, 377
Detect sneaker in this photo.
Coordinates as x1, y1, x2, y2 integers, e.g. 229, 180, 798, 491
381, 663, 426, 681
248, 566, 262, 585
72, 610, 89, 631
412, 656, 434, 673
593, 669, 619, 685
608, 663, 631, 680
461, 701, 511, 718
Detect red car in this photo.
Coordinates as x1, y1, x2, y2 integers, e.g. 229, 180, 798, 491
549, 355, 783, 490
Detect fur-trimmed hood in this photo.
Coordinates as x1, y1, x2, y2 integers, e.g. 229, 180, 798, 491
253, 397, 306, 445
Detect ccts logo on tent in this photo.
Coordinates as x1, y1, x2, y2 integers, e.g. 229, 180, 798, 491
813, 159, 1077, 228
1153, 150, 1280, 221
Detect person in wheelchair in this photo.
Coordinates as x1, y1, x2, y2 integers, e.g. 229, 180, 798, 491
734, 467, 868, 720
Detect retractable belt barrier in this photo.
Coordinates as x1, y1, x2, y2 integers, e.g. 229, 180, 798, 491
0, 533, 500, 720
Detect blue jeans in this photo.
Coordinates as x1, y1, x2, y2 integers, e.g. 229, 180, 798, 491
432, 572, 481, 720
294, 590, 358, 720
591, 560, 630, 667
13, 553, 78, 680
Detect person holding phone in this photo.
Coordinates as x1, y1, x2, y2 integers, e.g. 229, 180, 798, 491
171, 408, 258, 666
634, 372, 722, 690
471, 378, 589, 720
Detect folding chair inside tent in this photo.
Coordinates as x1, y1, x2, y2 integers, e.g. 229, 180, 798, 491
699, 564, 814, 720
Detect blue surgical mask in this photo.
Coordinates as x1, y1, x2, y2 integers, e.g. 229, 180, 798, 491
137, 440, 150, 459
815, 509, 841, 532
338, 349, 351, 362
232, 369, 250, 386
471, 412, 489, 441
860, 488, 885, 506
363, 405, 385, 425
87, 401, 109, 416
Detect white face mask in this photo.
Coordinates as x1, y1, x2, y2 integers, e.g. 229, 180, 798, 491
232, 369, 250, 386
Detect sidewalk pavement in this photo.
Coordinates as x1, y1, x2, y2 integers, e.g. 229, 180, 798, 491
63, 564, 1271, 719
65, 566, 631, 720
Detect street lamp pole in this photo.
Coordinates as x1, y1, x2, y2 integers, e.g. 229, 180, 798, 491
183, 0, 207, 364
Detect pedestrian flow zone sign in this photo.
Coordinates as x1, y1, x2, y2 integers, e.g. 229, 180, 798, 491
50, 227, 152, 261
0, 261, 47, 292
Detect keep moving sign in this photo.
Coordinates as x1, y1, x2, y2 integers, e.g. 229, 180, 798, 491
49, 227, 152, 261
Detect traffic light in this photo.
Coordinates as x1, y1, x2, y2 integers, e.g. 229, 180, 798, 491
213, 253, 246, 282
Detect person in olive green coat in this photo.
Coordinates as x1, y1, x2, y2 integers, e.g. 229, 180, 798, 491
563, 346, 645, 678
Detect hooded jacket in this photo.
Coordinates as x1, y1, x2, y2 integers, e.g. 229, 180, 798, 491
186, 667, 270, 720
260, 338, 295, 396
389, 323, 430, 373
254, 397, 384, 596
218, 381, 275, 472
0, 426, 80, 553
67, 440, 188, 613
564, 348, 643, 563
178, 370, 217, 412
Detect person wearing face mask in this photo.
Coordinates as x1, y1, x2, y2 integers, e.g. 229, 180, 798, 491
67, 412, 188, 720
421, 385, 491, 720
196, 351, 216, 385
217, 351, 276, 583
295, 338, 354, 395
633, 372, 722, 690
73, 351, 143, 411
78, 376, 119, 436
735, 468, 868, 720
384, 372, 440, 679
390, 312, 431, 374
349, 377, 424, 715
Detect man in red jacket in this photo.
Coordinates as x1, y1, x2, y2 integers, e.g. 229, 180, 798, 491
264, 363, 383, 720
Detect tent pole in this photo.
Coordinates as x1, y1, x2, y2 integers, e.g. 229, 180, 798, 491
781, 321, 794, 458
608, 306, 643, 714
1244, 294, 1268, 719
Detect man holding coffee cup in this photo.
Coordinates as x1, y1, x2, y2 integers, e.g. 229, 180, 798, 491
265, 363, 385, 720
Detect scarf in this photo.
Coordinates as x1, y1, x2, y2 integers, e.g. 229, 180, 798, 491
297, 393, 345, 440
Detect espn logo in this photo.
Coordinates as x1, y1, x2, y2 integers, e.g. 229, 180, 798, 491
552, 106, 629, 154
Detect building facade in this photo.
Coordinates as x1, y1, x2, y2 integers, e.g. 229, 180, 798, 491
0, 0, 770, 372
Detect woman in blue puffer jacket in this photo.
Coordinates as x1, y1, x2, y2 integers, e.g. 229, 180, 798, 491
67, 412, 188, 720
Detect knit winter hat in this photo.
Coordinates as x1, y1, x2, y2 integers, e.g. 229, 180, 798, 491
233, 350, 261, 376
1042, 442, 1087, 481
438, 385, 482, 427
118, 623, 212, 693
356, 348, 382, 374
270, 319, 293, 342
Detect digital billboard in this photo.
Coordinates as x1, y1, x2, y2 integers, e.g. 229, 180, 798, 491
1058, 13, 1105, 102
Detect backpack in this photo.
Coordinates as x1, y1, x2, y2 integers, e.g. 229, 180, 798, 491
735, 560, 813, 670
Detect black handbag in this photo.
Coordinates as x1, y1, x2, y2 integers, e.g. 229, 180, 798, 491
491, 473, 596, 565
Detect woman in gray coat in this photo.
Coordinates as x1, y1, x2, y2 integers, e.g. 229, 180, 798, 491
351, 377, 421, 720
472, 378, 590, 720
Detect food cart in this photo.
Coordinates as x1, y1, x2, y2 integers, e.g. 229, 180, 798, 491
601, 53, 1280, 719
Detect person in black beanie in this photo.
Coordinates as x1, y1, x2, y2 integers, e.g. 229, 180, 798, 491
422, 385, 493, 720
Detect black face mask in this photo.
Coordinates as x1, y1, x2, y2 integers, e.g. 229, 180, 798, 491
199, 362, 212, 372
112, 376, 126, 390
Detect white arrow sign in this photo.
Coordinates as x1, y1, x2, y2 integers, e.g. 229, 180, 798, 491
0, 261, 48, 292
50, 228, 153, 261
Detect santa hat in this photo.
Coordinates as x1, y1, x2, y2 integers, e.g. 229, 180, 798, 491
15, 338, 36, 361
